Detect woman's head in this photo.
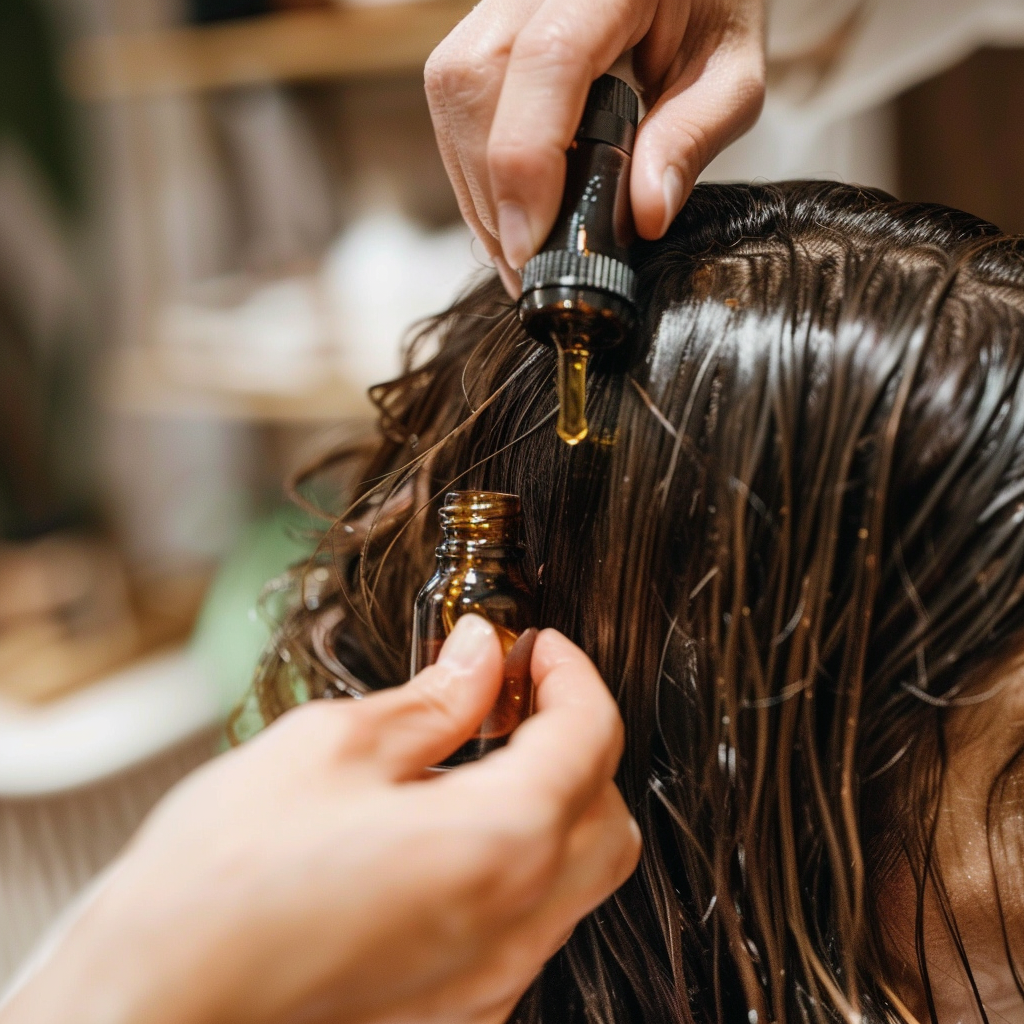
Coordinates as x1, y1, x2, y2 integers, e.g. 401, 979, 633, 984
250, 181, 1024, 1022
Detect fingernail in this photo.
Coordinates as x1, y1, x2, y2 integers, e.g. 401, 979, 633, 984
493, 253, 522, 299
660, 165, 684, 236
437, 614, 495, 671
498, 202, 535, 270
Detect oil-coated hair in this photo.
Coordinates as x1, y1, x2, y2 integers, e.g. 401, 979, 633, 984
237, 181, 1024, 1023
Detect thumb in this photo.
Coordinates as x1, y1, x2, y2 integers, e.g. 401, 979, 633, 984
353, 614, 505, 779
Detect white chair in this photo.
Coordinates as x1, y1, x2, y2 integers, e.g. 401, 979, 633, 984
0, 648, 221, 989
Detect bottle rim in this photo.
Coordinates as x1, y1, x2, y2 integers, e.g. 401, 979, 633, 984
440, 490, 522, 527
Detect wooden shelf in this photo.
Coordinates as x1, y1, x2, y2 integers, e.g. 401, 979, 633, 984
106, 344, 375, 422
66, 0, 475, 102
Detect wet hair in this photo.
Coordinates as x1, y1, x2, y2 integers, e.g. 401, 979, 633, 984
236, 181, 1024, 1023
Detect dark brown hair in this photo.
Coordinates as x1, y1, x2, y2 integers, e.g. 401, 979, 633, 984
236, 181, 1024, 1023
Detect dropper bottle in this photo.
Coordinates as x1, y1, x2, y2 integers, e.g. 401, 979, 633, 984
517, 74, 639, 445
411, 491, 537, 768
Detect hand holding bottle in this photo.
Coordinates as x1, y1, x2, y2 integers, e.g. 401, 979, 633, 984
1, 617, 640, 1024
425, 0, 766, 293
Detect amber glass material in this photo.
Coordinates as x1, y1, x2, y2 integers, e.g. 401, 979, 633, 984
556, 344, 589, 444
534, 137, 634, 272
411, 491, 537, 767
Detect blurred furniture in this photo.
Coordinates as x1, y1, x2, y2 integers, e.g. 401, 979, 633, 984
899, 47, 1024, 234
703, 0, 1024, 195
0, 535, 207, 703
64, 0, 471, 436
0, 648, 219, 989
68, 0, 475, 102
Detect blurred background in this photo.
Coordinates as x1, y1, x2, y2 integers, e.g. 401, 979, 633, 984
0, 0, 1023, 992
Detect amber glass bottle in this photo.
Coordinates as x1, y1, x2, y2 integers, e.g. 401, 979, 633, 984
411, 491, 537, 768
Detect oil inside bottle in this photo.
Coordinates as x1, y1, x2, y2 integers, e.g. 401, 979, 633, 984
554, 334, 590, 445
411, 492, 537, 768
419, 622, 537, 746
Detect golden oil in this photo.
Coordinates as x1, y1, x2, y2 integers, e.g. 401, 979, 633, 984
411, 491, 536, 767
556, 341, 590, 444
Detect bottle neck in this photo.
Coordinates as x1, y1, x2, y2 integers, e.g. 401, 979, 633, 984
436, 491, 523, 559
436, 537, 523, 563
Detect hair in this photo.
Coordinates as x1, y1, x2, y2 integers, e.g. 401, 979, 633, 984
235, 181, 1024, 1023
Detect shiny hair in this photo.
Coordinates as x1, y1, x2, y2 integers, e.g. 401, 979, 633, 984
235, 181, 1024, 1023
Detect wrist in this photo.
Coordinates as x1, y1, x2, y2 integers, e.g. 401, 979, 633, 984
1, 872, 226, 1024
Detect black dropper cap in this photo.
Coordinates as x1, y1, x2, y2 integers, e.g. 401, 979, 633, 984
517, 74, 640, 352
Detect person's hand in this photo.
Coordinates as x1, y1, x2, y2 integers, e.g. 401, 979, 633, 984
1, 616, 639, 1024
425, 0, 765, 295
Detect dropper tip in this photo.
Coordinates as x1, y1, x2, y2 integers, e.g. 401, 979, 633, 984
556, 424, 589, 445
554, 341, 590, 448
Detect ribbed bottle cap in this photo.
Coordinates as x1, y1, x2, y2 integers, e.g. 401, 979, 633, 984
576, 74, 639, 153
520, 249, 636, 302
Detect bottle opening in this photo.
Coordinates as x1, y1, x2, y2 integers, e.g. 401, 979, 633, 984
440, 491, 521, 527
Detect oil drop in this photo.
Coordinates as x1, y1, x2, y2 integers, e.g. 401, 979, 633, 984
555, 341, 590, 444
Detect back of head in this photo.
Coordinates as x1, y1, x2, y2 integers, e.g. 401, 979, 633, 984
248, 181, 1024, 1023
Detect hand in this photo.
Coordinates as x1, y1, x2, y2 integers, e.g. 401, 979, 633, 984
425, 0, 766, 294
1, 616, 640, 1024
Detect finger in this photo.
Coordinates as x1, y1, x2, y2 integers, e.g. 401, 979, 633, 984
630, 0, 691, 99
425, 3, 510, 246
476, 784, 640, 1011
454, 629, 625, 831
407, 782, 641, 1019
425, 0, 541, 296
631, 14, 765, 239
486, 0, 654, 270
346, 614, 505, 778
528, 779, 641, 940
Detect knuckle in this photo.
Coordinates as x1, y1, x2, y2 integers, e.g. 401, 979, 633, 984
273, 699, 327, 737
423, 53, 445, 105
467, 829, 516, 889
511, 795, 564, 847
621, 813, 643, 873
673, 120, 712, 183
409, 669, 464, 732
485, 820, 561, 899
740, 73, 766, 121
606, 704, 626, 764
610, 823, 643, 888
690, 121, 712, 170
486, 136, 560, 187
626, 818, 643, 865
441, 825, 519, 913
587, 684, 625, 762
484, 140, 518, 182
731, 57, 766, 117
512, 18, 581, 73
470, 791, 562, 872
331, 710, 379, 761
437, 797, 569, 921
721, 37, 766, 112
424, 48, 490, 109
